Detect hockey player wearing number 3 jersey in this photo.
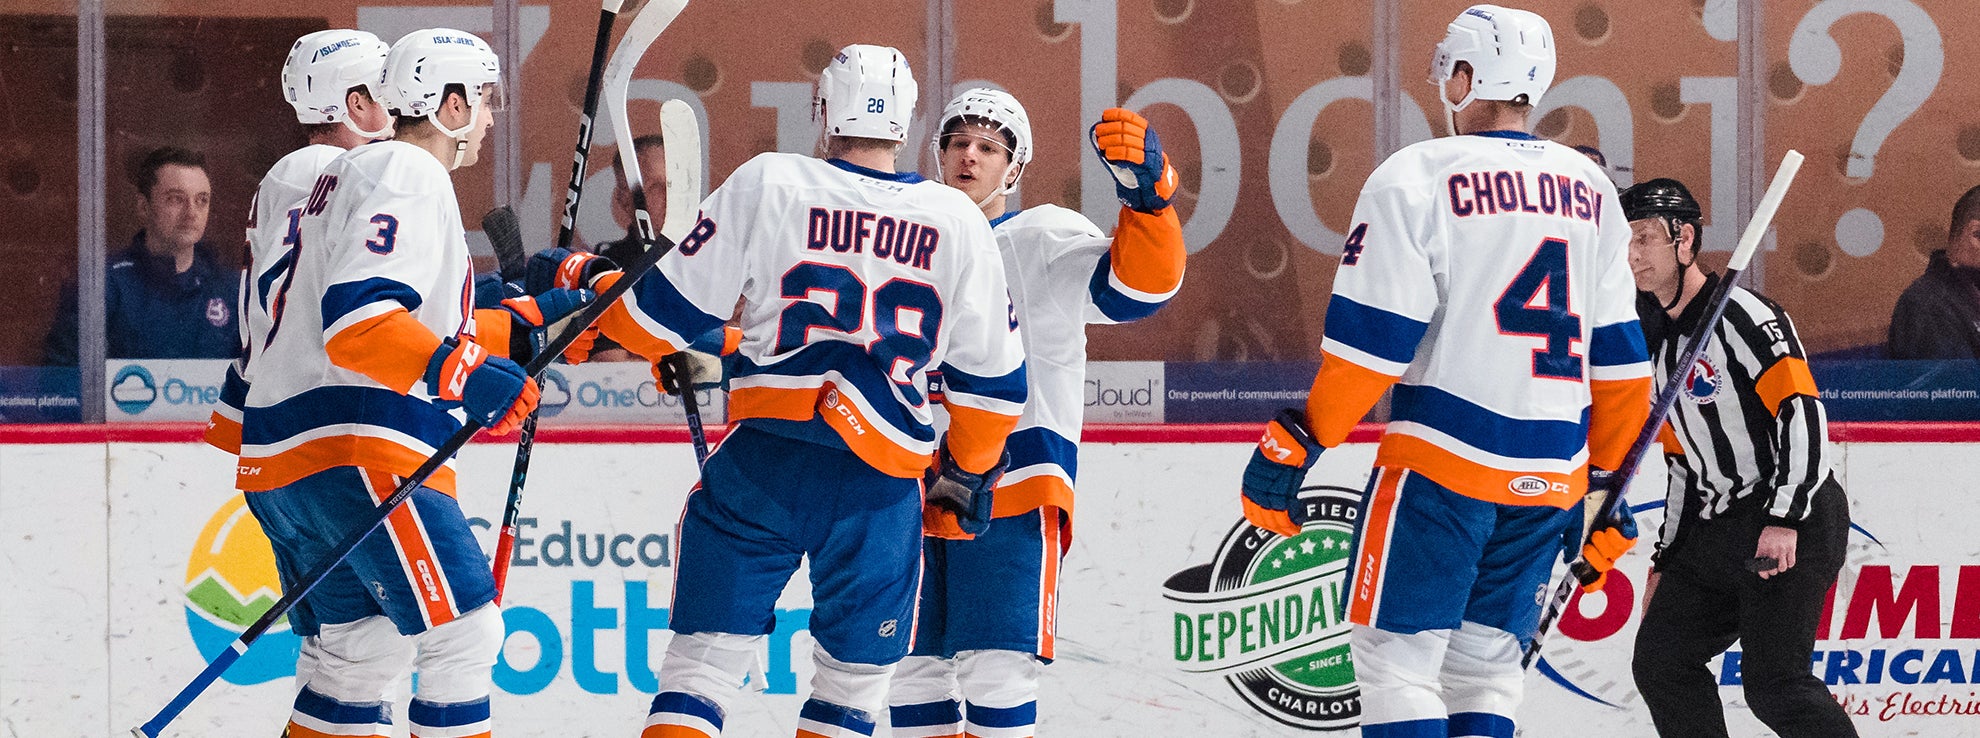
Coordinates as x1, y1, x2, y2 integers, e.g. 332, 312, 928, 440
885, 91, 1184, 738
1240, 6, 1652, 737
235, 31, 572, 738
572, 46, 1026, 738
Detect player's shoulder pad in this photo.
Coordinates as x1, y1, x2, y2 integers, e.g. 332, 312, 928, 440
995, 204, 1105, 239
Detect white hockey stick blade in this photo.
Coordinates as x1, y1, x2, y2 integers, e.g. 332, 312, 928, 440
1727, 150, 1804, 271
658, 98, 703, 244
603, 0, 690, 236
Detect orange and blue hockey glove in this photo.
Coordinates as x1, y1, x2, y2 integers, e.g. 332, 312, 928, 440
526, 247, 618, 293
1241, 408, 1322, 537
924, 443, 1008, 541
1563, 473, 1639, 593
1089, 108, 1178, 213
494, 287, 594, 362
524, 247, 617, 363
424, 337, 539, 435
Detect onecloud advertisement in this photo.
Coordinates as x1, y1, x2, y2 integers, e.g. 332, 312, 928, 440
104, 360, 723, 424
6, 436, 1976, 736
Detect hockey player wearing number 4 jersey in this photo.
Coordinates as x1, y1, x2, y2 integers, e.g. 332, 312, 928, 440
886, 91, 1184, 738
563, 45, 1026, 738
235, 31, 589, 738
1240, 6, 1652, 737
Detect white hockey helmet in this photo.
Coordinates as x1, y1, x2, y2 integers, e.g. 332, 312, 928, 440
1428, 5, 1556, 112
281, 29, 389, 137
815, 44, 918, 142
376, 29, 503, 140
931, 88, 1033, 207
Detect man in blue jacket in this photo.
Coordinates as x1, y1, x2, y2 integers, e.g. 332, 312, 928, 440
45, 146, 241, 365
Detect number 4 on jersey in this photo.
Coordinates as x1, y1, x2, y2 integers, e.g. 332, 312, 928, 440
1341, 223, 1369, 265
1495, 237, 1582, 380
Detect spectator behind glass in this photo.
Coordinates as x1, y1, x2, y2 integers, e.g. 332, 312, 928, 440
1887, 184, 1980, 359
44, 146, 242, 365
582, 133, 669, 362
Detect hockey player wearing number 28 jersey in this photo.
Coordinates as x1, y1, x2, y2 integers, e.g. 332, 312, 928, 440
575, 46, 1027, 738
234, 31, 570, 738
885, 91, 1185, 738
1240, 6, 1652, 737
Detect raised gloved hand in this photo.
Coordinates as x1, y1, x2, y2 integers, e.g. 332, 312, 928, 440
424, 337, 539, 435
1089, 107, 1179, 213
923, 443, 1008, 540
526, 247, 618, 294
1241, 408, 1322, 537
1563, 480, 1638, 593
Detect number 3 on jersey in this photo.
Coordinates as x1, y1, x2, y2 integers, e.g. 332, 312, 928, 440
777, 262, 943, 404
1495, 237, 1582, 380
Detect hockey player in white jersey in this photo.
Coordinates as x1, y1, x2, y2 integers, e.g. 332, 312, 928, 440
235, 30, 584, 738
206, 28, 390, 454
1238, 6, 1652, 737
886, 90, 1184, 738
560, 45, 1027, 738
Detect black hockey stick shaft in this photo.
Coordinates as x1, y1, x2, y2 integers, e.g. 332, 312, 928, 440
133, 232, 677, 738
557, 1, 625, 250
490, 0, 623, 603
1523, 151, 1804, 669
482, 204, 538, 603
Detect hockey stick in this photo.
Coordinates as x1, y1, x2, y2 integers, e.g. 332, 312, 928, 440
131, 12, 697, 738
600, 0, 710, 467
483, 206, 528, 281
486, 0, 624, 605
480, 204, 534, 604
1522, 150, 1805, 669
651, 100, 709, 467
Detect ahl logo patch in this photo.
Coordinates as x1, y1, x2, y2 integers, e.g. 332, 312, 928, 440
1163, 487, 1362, 731
1685, 357, 1723, 404
1508, 475, 1550, 497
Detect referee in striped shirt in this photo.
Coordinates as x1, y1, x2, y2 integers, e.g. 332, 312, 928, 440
1621, 178, 1857, 737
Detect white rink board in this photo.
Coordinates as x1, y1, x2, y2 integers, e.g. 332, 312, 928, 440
2, 436, 1975, 737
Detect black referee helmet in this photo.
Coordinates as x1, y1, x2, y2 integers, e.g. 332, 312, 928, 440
1621, 177, 1704, 268
1619, 177, 1702, 223
1621, 178, 1707, 310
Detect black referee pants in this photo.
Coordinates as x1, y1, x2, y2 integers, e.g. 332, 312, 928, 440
1632, 478, 1857, 738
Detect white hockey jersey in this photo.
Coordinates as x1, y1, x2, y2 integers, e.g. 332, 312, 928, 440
988, 204, 1183, 518
598, 154, 1027, 478
208, 144, 345, 453
1306, 131, 1651, 508
237, 140, 478, 494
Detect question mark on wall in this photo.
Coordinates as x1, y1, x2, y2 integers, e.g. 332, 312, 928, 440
1788, 0, 1942, 258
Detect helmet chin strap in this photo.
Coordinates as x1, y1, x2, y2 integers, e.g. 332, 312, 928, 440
1440, 85, 1478, 137
972, 162, 1023, 209
340, 115, 390, 141
1661, 217, 1695, 313
427, 103, 477, 171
